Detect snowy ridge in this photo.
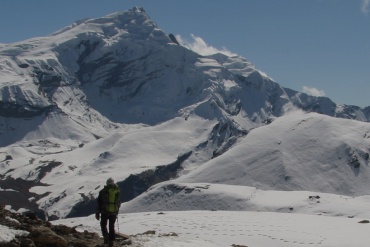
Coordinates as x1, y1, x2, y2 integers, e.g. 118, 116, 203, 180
121, 181, 370, 219
1, 7, 370, 226
180, 112, 370, 196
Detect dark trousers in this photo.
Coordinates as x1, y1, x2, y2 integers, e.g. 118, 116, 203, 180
100, 213, 117, 241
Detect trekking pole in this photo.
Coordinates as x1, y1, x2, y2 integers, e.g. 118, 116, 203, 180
116, 215, 120, 234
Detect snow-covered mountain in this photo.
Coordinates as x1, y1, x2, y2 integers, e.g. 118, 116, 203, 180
1, 7, 370, 220
120, 112, 370, 214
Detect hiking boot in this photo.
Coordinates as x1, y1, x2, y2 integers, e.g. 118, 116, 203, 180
103, 236, 108, 244
108, 240, 114, 247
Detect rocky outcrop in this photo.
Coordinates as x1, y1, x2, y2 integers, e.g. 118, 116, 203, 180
0, 101, 54, 118
0, 206, 103, 247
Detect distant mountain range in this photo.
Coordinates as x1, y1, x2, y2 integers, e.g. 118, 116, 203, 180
1, 7, 370, 220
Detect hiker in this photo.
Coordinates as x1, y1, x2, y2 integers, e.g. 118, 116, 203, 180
95, 177, 121, 246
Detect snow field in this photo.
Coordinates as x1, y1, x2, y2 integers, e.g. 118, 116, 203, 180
55, 210, 370, 247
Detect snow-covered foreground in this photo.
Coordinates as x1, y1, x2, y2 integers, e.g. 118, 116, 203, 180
55, 210, 370, 247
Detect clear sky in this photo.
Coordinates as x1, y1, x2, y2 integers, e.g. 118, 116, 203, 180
1, 0, 369, 107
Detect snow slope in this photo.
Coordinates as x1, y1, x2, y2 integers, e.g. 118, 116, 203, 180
54, 209, 370, 247
119, 182, 370, 219
180, 112, 370, 196
1, 116, 216, 218
115, 112, 370, 219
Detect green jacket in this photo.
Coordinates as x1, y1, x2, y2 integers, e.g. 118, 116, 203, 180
97, 184, 121, 214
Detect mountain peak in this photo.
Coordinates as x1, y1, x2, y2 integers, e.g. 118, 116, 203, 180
131, 6, 147, 13
51, 6, 164, 42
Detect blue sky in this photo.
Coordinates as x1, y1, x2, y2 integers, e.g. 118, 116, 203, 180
1, 0, 369, 107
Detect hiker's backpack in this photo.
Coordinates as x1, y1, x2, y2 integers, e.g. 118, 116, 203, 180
100, 185, 120, 213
